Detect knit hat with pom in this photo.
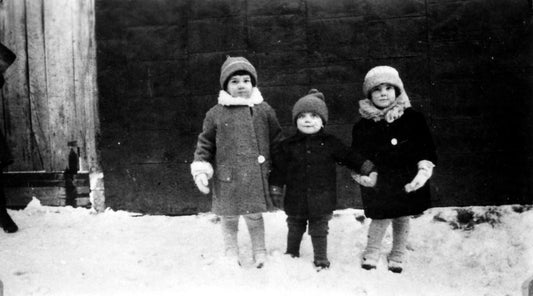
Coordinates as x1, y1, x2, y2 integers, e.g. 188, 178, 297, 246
362, 66, 405, 99
219, 56, 257, 90
292, 89, 328, 125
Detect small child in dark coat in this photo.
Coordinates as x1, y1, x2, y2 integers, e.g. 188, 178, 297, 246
269, 89, 376, 270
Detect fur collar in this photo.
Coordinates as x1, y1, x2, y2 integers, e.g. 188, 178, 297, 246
218, 87, 264, 106
358, 92, 412, 123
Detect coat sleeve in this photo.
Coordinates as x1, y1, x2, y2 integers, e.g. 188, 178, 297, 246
266, 105, 284, 152
351, 120, 372, 158
412, 112, 438, 165
269, 141, 289, 187
193, 109, 217, 164
330, 135, 375, 174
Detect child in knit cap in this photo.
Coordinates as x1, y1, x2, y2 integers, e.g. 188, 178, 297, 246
269, 89, 375, 270
351, 66, 437, 273
191, 56, 283, 268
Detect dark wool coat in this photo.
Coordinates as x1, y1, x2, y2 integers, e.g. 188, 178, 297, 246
0, 129, 13, 169
194, 102, 282, 216
351, 108, 437, 219
270, 130, 373, 218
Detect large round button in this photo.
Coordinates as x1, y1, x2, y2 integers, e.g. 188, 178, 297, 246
258, 155, 265, 164
391, 138, 398, 145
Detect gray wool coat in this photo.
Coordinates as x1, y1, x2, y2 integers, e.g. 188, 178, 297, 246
193, 91, 283, 216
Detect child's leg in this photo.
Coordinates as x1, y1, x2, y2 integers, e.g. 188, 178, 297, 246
309, 215, 332, 268
388, 216, 410, 263
0, 173, 17, 233
362, 218, 391, 267
286, 216, 307, 257
220, 215, 240, 257
243, 213, 266, 258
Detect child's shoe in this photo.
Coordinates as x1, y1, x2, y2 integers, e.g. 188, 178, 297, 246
0, 210, 18, 233
285, 251, 299, 258
254, 253, 266, 269
361, 256, 377, 270
313, 259, 330, 271
387, 258, 403, 273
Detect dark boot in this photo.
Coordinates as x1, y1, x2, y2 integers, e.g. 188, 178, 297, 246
0, 209, 18, 233
286, 216, 306, 257
311, 235, 330, 270
0, 173, 17, 233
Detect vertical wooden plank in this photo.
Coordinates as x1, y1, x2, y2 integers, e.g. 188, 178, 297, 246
72, 0, 99, 173
25, 0, 50, 171
44, 0, 76, 171
0, 1, 6, 132
0, 0, 33, 171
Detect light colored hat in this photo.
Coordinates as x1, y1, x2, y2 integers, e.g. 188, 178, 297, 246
219, 56, 257, 90
292, 89, 328, 124
362, 66, 405, 98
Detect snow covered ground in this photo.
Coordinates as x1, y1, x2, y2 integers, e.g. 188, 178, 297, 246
1, 198, 532, 296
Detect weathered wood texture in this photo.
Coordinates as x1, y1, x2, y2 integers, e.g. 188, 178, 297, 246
0, 0, 99, 173
90, 0, 529, 214
3, 172, 90, 208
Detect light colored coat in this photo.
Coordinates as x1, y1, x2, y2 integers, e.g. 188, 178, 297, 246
191, 88, 283, 216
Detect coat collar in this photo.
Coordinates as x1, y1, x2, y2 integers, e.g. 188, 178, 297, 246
218, 87, 264, 107
287, 129, 327, 143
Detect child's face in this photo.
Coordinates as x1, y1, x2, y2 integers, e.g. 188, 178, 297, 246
226, 74, 253, 99
370, 83, 396, 109
296, 112, 323, 134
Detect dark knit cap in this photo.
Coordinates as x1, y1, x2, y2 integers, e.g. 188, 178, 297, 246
292, 89, 328, 124
219, 56, 257, 90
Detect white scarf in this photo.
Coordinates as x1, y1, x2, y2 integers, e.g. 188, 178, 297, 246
218, 87, 264, 106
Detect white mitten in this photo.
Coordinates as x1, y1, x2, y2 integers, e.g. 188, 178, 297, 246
194, 173, 210, 194
190, 161, 213, 195
351, 171, 378, 187
405, 160, 435, 193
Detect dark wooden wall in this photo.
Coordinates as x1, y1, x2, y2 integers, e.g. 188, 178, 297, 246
95, 0, 532, 215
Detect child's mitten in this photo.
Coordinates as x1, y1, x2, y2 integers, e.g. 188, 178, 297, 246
269, 185, 283, 208
194, 173, 210, 194
190, 161, 214, 194
404, 160, 435, 193
351, 171, 378, 187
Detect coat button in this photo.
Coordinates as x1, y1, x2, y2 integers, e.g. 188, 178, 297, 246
258, 155, 265, 164
391, 138, 398, 145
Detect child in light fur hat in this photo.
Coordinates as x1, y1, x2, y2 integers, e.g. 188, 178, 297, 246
190, 56, 283, 268
351, 66, 437, 273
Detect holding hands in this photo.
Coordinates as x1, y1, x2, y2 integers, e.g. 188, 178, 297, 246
269, 185, 284, 208
353, 159, 434, 193
351, 171, 378, 187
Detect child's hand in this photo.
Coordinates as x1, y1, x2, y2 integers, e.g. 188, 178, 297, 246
404, 160, 434, 193
269, 185, 283, 208
404, 170, 430, 193
351, 171, 377, 187
194, 173, 210, 194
